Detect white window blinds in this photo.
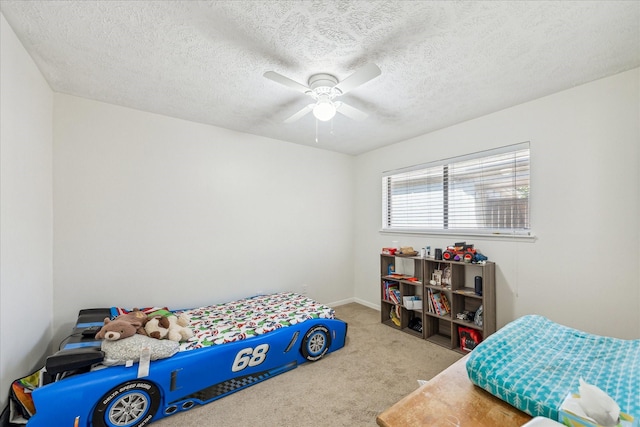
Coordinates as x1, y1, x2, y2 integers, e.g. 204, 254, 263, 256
382, 142, 530, 235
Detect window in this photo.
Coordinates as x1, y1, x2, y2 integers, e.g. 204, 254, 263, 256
382, 142, 530, 236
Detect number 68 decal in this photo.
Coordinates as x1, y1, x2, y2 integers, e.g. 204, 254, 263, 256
231, 344, 270, 372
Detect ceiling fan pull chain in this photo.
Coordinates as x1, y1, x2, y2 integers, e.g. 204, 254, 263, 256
315, 118, 319, 143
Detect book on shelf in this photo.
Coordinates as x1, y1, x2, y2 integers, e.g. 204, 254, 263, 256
426, 289, 436, 314
389, 289, 401, 305
427, 289, 450, 316
440, 292, 451, 314
383, 281, 401, 304
431, 290, 442, 315
388, 273, 416, 280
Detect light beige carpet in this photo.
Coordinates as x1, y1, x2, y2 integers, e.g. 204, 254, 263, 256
152, 303, 462, 426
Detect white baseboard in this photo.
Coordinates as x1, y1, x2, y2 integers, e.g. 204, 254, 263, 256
328, 297, 355, 306
329, 297, 380, 311
353, 297, 379, 310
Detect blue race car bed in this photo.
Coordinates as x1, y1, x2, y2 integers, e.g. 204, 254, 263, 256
466, 314, 639, 421
16, 292, 347, 427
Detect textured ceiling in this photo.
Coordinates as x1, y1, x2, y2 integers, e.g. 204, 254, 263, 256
1, 1, 639, 155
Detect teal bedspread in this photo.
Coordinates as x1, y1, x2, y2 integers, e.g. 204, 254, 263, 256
466, 315, 640, 420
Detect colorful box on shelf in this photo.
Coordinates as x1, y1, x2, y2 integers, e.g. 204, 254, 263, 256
402, 296, 422, 310
558, 393, 638, 427
382, 247, 397, 255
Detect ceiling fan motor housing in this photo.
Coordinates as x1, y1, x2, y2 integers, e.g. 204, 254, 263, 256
307, 73, 341, 99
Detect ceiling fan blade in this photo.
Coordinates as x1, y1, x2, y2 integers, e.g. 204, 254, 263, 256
284, 104, 315, 123
334, 63, 381, 95
264, 71, 311, 95
336, 102, 368, 121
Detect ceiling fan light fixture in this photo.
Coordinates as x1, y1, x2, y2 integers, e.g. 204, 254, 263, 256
264, 64, 381, 124
313, 97, 336, 121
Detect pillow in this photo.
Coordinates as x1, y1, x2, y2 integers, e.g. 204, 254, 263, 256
101, 334, 179, 366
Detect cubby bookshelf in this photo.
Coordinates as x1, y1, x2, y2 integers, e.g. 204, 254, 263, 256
380, 254, 496, 353
380, 255, 424, 338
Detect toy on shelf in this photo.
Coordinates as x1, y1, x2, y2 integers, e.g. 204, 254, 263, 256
442, 242, 488, 263
458, 326, 482, 352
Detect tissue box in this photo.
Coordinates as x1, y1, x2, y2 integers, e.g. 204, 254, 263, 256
558, 393, 638, 427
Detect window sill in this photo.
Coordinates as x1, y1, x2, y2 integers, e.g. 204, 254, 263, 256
379, 229, 537, 242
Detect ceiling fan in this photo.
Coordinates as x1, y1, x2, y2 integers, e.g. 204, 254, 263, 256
263, 63, 381, 123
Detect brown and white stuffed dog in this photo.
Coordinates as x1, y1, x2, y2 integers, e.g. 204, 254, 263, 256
145, 310, 193, 342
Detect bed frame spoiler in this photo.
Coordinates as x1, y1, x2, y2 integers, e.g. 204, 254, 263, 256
42, 308, 111, 385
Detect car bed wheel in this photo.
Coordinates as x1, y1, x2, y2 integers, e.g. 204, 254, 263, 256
92, 380, 160, 427
301, 325, 331, 361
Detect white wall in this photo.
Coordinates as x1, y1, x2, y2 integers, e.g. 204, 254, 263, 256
0, 14, 54, 410
52, 94, 355, 343
354, 68, 640, 339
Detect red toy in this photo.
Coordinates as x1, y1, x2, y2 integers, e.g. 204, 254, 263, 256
458, 326, 482, 352
442, 243, 477, 262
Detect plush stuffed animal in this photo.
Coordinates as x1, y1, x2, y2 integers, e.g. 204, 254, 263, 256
144, 315, 171, 340
95, 309, 149, 341
166, 314, 194, 342
145, 310, 193, 342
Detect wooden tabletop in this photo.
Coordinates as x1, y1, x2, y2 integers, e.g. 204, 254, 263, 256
376, 354, 532, 427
